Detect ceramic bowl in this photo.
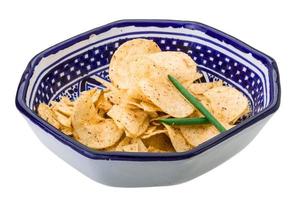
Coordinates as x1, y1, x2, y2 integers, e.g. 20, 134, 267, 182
16, 20, 281, 187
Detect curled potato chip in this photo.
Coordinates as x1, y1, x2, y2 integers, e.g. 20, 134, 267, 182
180, 122, 234, 147
140, 101, 161, 112
146, 52, 199, 83
54, 111, 71, 128
71, 90, 103, 130
180, 125, 219, 147
38, 103, 60, 129
142, 133, 175, 152
60, 126, 73, 136
163, 124, 192, 152
121, 143, 139, 152
147, 111, 159, 118
75, 119, 123, 149
115, 137, 132, 151
114, 137, 146, 152
189, 81, 223, 95
104, 89, 126, 105
134, 119, 149, 138
109, 39, 161, 89
127, 100, 161, 113
203, 86, 249, 124
95, 91, 112, 112
51, 102, 73, 117
50, 97, 74, 117
139, 78, 194, 118
60, 96, 74, 106
94, 77, 127, 105
126, 87, 152, 102
107, 105, 149, 137
126, 99, 142, 109
127, 55, 157, 88
94, 77, 115, 91
141, 129, 168, 139
91, 89, 102, 104
150, 114, 171, 122
147, 146, 170, 153
132, 138, 148, 152
104, 145, 117, 152
145, 125, 157, 134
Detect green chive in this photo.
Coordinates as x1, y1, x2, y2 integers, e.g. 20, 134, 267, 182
159, 117, 209, 126
168, 75, 226, 132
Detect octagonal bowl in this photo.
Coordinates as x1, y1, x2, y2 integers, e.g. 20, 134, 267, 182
16, 20, 281, 187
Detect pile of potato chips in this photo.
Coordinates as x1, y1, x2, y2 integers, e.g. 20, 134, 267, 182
38, 39, 250, 153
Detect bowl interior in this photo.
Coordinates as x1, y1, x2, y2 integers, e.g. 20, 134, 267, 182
24, 21, 275, 121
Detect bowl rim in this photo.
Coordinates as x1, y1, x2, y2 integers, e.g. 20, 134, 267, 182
15, 19, 281, 161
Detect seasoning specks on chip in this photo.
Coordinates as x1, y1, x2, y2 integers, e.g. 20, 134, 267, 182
203, 86, 249, 124
139, 78, 194, 118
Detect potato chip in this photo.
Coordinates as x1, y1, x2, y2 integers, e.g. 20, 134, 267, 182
94, 77, 115, 91
127, 55, 158, 88
126, 99, 142, 108
180, 121, 234, 147
189, 81, 223, 95
144, 125, 157, 134
120, 118, 149, 138
71, 90, 103, 130
121, 143, 139, 152
127, 100, 161, 113
60, 126, 73, 136
109, 39, 161, 89
104, 145, 117, 152
182, 72, 203, 88
95, 91, 112, 112
38, 103, 60, 129
54, 111, 71, 128
114, 137, 145, 152
132, 138, 148, 152
142, 133, 175, 152
147, 146, 163, 152
139, 78, 194, 118
128, 89, 156, 105
107, 105, 149, 137
148, 112, 159, 118
147, 146, 170, 153
203, 86, 249, 124
50, 100, 73, 117
134, 119, 150, 137
146, 51, 199, 84
230, 106, 250, 124
60, 96, 74, 106
180, 124, 219, 147
150, 114, 171, 122
163, 125, 192, 152
75, 119, 123, 149
91, 89, 101, 104
115, 137, 132, 151
103, 88, 126, 105
141, 129, 168, 139
139, 101, 161, 112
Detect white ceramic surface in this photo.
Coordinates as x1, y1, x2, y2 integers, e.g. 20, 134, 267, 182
26, 115, 271, 187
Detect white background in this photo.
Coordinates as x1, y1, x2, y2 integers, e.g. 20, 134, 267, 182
0, 0, 299, 199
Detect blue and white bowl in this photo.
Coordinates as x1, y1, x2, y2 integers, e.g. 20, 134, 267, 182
15, 20, 281, 187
